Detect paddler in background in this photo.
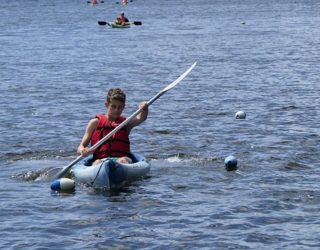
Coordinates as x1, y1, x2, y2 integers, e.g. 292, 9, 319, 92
115, 12, 129, 26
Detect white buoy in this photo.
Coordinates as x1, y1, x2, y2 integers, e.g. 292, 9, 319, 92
224, 155, 238, 171
235, 111, 246, 119
51, 178, 75, 191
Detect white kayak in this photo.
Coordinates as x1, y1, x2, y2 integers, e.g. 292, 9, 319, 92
71, 153, 150, 189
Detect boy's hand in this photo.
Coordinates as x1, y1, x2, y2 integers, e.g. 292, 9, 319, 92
77, 145, 90, 156
139, 101, 148, 112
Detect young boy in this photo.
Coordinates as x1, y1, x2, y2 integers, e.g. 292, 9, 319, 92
77, 88, 148, 165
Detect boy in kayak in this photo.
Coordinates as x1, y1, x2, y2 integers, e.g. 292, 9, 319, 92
77, 88, 148, 165
115, 12, 129, 26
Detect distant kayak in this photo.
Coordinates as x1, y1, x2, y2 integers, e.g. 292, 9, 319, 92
109, 22, 131, 28
98, 20, 142, 28
87, 0, 104, 4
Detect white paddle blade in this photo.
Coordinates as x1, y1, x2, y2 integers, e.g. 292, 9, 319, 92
162, 62, 197, 92
147, 62, 197, 106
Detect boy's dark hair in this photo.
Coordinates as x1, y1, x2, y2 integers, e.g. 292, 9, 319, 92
106, 88, 126, 104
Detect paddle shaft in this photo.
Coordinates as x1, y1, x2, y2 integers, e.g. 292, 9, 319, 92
53, 62, 197, 180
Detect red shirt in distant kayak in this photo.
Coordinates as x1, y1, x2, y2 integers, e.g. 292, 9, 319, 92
115, 12, 129, 26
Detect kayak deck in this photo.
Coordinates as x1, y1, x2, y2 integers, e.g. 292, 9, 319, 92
71, 153, 150, 189
109, 22, 131, 28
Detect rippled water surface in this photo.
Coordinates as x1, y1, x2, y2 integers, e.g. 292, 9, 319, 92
1, 0, 320, 249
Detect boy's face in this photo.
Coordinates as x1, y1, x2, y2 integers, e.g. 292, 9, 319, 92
106, 100, 125, 119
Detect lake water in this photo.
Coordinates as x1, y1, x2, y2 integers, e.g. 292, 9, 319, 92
1, 0, 320, 249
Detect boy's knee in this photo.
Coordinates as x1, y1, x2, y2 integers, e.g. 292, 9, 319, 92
117, 156, 132, 164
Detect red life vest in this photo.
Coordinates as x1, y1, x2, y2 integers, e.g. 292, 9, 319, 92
91, 114, 130, 160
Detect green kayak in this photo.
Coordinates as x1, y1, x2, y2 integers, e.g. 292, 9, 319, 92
98, 21, 142, 28
108, 21, 130, 28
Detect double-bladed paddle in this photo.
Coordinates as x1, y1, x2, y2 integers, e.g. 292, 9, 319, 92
52, 62, 197, 180
98, 21, 142, 26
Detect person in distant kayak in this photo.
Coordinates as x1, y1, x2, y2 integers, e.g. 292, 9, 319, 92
115, 12, 129, 26
77, 88, 148, 165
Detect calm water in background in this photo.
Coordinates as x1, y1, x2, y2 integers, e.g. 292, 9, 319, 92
1, 0, 320, 249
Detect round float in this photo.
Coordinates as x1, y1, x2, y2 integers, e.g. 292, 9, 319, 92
235, 111, 246, 119
51, 178, 75, 191
224, 155, 238, 171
